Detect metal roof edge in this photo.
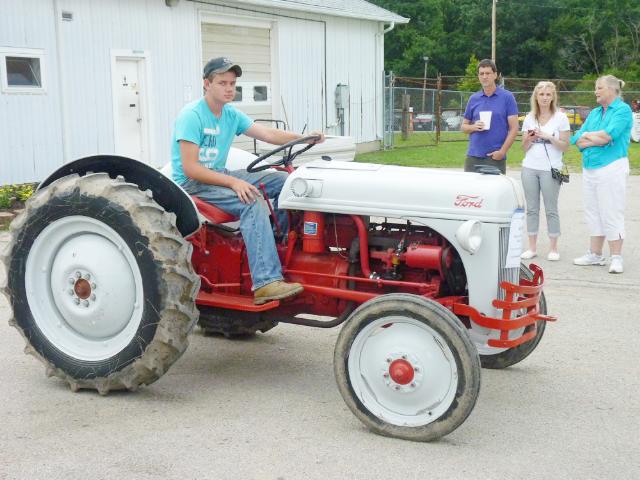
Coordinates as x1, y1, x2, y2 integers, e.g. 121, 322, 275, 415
192, 0, 409, 24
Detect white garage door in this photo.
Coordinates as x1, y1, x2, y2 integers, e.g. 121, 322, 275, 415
201, 23, 273, 152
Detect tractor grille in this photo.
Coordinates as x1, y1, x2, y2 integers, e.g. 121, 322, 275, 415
498, 226, 520, 300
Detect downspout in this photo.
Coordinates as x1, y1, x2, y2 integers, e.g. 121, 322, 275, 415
375, 22, 395, 142
53, 0, 69, 164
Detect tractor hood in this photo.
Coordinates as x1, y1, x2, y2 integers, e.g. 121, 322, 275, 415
278, 161, 524, 223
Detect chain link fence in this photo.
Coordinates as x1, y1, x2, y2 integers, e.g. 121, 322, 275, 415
384, 73, 640, 149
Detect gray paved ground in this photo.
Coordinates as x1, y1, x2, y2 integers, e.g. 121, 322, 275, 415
1, 172, 639, 480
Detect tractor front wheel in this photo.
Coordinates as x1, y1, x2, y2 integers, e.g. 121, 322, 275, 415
1, 173, 200, 393
334, 293, 481, 442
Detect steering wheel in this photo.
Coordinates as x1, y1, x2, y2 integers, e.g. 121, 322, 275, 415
246, 135, 321, 173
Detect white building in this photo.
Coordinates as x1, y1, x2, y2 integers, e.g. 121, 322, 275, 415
0, 0, 407, 184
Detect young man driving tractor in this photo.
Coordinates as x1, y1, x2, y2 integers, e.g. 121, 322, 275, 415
171, 57, 324, 304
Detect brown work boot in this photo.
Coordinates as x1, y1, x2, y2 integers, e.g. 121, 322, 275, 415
254, 280, 303, 305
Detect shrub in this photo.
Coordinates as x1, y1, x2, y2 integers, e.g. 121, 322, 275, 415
0, 186, 14, 209
0, 183, 36, 209
14, 184, 34, 202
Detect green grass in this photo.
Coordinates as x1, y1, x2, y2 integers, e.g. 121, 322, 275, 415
357, 132, 640, 173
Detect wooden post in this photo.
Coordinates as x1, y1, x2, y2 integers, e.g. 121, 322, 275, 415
435, 74, 442, 144
491, 0, 497, 62
401, 94, 410, 140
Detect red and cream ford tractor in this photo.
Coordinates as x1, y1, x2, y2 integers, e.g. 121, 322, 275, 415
1, 137, 554, 442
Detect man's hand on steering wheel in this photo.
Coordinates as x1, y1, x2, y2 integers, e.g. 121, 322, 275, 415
246, 133, 326, 173
307, 131, 326, 144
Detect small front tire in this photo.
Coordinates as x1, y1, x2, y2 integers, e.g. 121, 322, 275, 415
334, 294, 481, 442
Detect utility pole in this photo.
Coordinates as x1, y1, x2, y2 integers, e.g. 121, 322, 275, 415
491, 0, 497, 62
421, 56, 429, 113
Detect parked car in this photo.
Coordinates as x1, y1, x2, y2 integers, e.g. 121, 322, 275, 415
560, 107, 584, 129
413, 113, 435, 131
441, 110, 463, 131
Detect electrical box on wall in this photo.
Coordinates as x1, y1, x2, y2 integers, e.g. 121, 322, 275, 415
335, 84, 349, 110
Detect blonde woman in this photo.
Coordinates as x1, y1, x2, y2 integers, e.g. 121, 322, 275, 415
570, 75, 633, 274
520, 81, 570, 261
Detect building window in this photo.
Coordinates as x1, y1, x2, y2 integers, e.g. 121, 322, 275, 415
232, 82, 270, 105
234, 86, 243, 102
253, 86, 268, 102
1, 48, 46, 94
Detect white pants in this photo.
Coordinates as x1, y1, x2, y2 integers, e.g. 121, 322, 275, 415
583, 158, 629, 241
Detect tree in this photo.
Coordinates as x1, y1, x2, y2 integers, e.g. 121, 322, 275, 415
457, 55, 480, 91
368, 0, 640, 80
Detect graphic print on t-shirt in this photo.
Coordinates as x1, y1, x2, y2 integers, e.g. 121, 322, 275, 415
199, 126, 221, 169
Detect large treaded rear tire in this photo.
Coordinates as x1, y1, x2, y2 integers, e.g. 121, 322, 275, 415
0, 173, 200, 393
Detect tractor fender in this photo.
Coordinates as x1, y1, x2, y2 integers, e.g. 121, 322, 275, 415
38, 155, 200, 237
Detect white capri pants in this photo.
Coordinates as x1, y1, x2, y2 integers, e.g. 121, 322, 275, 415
582, 157, 629, 241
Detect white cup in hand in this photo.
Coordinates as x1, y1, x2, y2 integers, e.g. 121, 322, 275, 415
479, 111, 492, 130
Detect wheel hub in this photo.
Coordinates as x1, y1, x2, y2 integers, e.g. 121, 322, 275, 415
73, 277, 92, 300
382, 352, 424, 393
388, 358, 415, 385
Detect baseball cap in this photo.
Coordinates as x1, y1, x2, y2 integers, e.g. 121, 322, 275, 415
203, 57, 242, 78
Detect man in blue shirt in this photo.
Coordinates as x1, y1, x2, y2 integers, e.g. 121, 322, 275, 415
461, 59, 519, 174
172, 57, 324, 304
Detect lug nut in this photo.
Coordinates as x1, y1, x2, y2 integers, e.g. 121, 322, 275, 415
68, 289, 74, 296
90, 294, 96, 301
82, 300, 89, 307
75, 271, 81, 278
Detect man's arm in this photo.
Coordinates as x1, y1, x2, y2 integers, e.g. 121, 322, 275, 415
461, 118, 485, 134
180, 140, 259, 204
244, 124, 325, 145
488, 114, 519, 160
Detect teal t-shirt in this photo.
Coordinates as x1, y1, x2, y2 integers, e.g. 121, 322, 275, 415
171, 99, 253, 184
570, 97, 632, 169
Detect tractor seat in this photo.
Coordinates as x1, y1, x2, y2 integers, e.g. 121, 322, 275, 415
191, 196, 239, 224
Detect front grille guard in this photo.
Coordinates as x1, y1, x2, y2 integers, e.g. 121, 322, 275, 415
453, 264, 557, 348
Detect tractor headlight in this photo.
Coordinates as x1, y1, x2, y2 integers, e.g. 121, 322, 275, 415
455, 220, 483, 254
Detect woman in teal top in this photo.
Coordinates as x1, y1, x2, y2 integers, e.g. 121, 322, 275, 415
570, 75, 633, 274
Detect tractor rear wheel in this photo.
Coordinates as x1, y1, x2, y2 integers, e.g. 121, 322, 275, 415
334, 293, 481, 442
479, 264, 547, 369
1, 173, 199, 393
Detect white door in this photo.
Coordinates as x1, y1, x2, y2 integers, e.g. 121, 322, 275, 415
113, 58, 148, 161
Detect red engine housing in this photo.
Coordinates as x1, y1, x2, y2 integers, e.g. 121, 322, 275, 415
188, 211, 452, 318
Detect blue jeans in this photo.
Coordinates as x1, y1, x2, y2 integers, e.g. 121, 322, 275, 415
181, 169, 289, 290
